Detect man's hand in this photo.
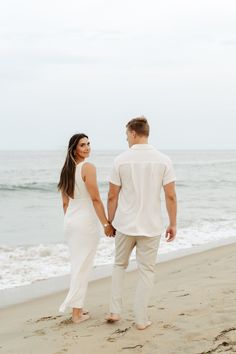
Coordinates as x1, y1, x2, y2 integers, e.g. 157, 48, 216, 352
164, 182, 177, 243
104, 224, 116, 237
165, 225, 176, 242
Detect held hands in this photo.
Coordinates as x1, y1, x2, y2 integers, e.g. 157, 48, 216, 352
165, 225, 176, 242
103, 223, 116, 237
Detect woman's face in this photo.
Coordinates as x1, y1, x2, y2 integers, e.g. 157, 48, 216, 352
74, 137, 91, 161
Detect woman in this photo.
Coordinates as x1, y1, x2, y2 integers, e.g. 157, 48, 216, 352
58, 133, 114, 324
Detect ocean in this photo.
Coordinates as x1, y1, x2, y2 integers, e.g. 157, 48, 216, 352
0, 149, 236, 290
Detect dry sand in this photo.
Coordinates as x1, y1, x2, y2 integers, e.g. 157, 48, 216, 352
0, 243, 236, 354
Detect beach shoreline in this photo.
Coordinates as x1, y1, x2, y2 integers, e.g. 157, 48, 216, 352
1, 235, 236, 309
1, 241, 236, 354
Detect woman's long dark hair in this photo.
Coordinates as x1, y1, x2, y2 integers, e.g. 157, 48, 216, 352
58, 133, 88, 198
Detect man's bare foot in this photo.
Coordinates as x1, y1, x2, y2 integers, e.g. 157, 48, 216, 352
136, 321, 152, 330
105, 313, 121, 323
72, 314, 90, 324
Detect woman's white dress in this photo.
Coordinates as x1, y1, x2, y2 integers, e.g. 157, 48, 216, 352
59, 161, 100, 312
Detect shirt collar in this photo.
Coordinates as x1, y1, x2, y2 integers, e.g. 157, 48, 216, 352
130, 144, 154, 150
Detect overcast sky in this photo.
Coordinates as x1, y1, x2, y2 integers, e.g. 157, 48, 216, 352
0, 0, 236, 150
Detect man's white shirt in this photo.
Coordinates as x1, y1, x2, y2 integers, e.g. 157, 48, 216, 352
110, 144, 176, 237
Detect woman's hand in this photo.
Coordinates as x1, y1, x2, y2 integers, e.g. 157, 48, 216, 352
104, 224, 116, 237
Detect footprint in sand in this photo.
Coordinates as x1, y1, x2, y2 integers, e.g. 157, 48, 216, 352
214, 327, 236, 342
170, 269, 182, 274
80, 334, 93, 337
168, 289, 185, 293
87, 320, 104, 328
63, 330, 77, 337
122, 344, 144, 350
63, 332, 79, 340
107, 327, 131, 342
179, 311, 192, 317
198, 327, 236, 354
56, 318, 74, 327
35, 315, 62, 323
24, 329, 46, 339
177, 293, 190, 297
222, 289, 235, 295
162, 323, 180, 331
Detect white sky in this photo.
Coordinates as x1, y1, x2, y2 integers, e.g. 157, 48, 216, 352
0, 0, 236, 150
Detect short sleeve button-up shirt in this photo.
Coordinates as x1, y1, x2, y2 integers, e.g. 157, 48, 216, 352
110, 144, 176, 237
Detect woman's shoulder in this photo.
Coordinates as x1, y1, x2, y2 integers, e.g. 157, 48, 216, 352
82, 161, 96, 172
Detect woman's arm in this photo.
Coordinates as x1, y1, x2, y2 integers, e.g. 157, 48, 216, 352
83, 163, 114, 237
61, 192, 69, 214
107, 183, 121, 222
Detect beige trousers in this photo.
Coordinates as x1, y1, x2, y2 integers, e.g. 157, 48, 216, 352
109, 231, 161, 324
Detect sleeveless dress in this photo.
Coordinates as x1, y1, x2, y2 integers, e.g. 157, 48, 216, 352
59, 161, 101, 312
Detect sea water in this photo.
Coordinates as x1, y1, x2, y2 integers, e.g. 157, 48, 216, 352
0, 149, 236, 290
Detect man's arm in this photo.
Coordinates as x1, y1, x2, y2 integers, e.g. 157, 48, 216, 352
163, 182, 177, 242
107, 183, 121, 223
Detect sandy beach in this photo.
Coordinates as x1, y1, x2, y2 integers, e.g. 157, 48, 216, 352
0, 243, 236, 354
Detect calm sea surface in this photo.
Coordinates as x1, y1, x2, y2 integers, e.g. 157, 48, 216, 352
0, 149, 236, 289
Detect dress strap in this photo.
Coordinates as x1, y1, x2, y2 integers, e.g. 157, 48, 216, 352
76, 161, 86, 169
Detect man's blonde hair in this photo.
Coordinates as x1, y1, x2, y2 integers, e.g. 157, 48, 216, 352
126, 116, 149, 137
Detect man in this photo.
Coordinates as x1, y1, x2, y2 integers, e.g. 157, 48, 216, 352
106, 116, 177, 330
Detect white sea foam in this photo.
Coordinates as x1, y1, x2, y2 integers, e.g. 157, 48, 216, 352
0, 221, 235, 290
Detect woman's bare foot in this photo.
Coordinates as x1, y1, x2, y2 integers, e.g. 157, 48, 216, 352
136, 320, 152, 330
105, 313, 121, 323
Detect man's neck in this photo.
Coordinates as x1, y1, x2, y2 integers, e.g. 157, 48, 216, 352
133, 137, 149, 145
